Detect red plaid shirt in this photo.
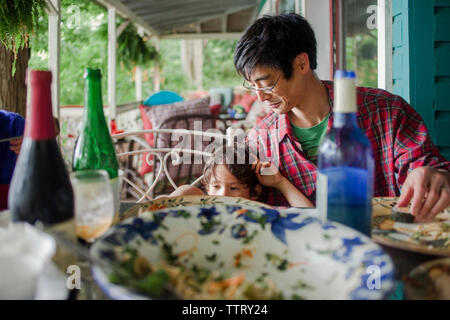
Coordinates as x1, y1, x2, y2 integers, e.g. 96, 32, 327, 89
247, 81, 450, 207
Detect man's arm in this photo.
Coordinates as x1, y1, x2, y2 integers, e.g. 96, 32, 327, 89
396, 167, 450, 222
253, 160, 313, 208
393, 102, 450, 221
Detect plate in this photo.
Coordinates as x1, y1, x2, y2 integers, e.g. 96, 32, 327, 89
372, 197, 450, 257
91, 203, 395, 300
404, 258, 450, 300
120, 195, 274, 222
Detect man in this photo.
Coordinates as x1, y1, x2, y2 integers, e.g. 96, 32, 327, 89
0, 110, 25, 210
236, 13, 450, 222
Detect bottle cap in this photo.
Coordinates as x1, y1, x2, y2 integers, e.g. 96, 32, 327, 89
25, 70, 56, 140
334, 70, 356, 79
334, 70, 357, 113
84, 68, 102, 79
28, 70, 52, 85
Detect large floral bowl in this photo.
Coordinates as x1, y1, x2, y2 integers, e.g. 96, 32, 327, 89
90, 204, 395, 300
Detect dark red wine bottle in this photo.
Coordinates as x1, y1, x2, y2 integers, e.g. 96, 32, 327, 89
9, 70, 75, 231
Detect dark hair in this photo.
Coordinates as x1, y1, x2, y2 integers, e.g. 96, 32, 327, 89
202, 143, 260, 198
234, 13, 317, 80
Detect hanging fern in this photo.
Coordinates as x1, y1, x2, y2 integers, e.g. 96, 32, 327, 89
99, 21, 159, 68
118, 24, 159, 68
0, 0, 47, 74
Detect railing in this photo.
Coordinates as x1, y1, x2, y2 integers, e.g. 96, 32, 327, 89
59, 101, 143, 166
112, 128, 237, 203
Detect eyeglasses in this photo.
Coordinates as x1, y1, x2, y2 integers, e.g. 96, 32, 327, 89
242, 73, 282, 95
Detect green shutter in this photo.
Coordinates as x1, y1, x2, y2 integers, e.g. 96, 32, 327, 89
433, 2, 450, 159
393, 0, 450, 160
392, 0, 410, 102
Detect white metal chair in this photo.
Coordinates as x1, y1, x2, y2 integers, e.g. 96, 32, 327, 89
112, 127, 241, 203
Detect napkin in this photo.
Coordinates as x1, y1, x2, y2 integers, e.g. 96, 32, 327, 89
0, 223, 56, 299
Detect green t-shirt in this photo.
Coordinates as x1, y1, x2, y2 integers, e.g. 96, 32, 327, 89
290, 113, 330, 164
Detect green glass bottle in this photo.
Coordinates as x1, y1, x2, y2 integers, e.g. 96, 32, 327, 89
73, 68, 120, 219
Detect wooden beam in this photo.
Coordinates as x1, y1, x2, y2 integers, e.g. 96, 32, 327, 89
139, 4, 256, 25
93, 0, 159, 37
153, 4, 256, 33
45, 0, 59, 15
161, 32, 243, 40
128, 0, 256, 16
222, 14, 228, 33
117, 20, 131, 37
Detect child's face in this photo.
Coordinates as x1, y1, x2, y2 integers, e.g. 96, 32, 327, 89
206, 165, 257, 200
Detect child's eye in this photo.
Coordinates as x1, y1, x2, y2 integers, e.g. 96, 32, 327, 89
230, 186, 238, 191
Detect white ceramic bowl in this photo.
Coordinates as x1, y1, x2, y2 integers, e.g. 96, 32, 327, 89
91, 203, 395, 300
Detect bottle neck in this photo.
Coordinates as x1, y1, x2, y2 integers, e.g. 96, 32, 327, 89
84, 76, 106, 123
334, 77, 357, 113
25, 81, 56, 141
332, 112, 358, 128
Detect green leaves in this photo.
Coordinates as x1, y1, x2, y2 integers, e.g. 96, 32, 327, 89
117, 24, 159, 68
0, 0, 46, 74
97, 19, 159, 69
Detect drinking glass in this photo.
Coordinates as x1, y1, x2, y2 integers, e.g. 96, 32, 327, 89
71, 169, 114, 243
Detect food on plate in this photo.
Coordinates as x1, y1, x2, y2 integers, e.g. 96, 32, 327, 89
391, 207, 415, 223
405, 260, 450, 300
108, 247, 283, 300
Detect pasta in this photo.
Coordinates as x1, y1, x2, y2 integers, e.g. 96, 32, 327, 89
109, 248, 283, 300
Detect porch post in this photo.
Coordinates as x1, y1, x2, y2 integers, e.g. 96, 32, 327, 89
378, 0, 393, 91
135, 27, 143, 102
153, 39, 161, 93
108, 6, 117, 125
47, 0, 61, 121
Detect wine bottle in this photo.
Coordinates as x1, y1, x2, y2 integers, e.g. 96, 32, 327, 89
72, 68, 120, 221
8, 70, 76, 270
317, 70, 374, 236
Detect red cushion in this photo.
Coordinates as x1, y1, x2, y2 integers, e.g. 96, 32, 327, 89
209, 104, 221, 116
139, 105, 154, 175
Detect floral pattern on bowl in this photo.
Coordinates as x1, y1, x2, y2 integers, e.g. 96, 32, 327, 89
119, 195, 273, 222
91, 203, 395, 300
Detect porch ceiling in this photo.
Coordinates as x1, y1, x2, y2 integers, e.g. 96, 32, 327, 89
93, 0, 260, 39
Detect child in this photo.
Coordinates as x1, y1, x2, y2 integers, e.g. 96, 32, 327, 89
167, 143, 313, 208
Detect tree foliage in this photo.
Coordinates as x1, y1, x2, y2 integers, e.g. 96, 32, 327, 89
27, 0, 242, 104
0, 0, 46, 74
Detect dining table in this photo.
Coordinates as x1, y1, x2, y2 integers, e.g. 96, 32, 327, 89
2, 197, 446, 300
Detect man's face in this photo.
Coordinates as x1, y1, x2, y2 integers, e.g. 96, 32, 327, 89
247, 65, 297, 115
246, 54, 310, 115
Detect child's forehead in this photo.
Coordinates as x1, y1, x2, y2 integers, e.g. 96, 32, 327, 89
209, 165, 243, 183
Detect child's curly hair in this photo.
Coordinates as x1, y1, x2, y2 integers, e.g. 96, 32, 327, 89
202, 143, 261, 198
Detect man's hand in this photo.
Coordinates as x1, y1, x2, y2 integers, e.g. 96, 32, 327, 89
252, 160, 284, 188
9, 137, 23, 156
397, 167, 450, 222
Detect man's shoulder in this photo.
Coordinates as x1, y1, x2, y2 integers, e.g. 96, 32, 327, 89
0, 110, 25, 136
248, 112, 278, 133
356, 86, 412, 115
0, 110, 24, 125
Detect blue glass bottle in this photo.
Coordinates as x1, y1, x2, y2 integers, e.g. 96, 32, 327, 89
317, 70, 374, 236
